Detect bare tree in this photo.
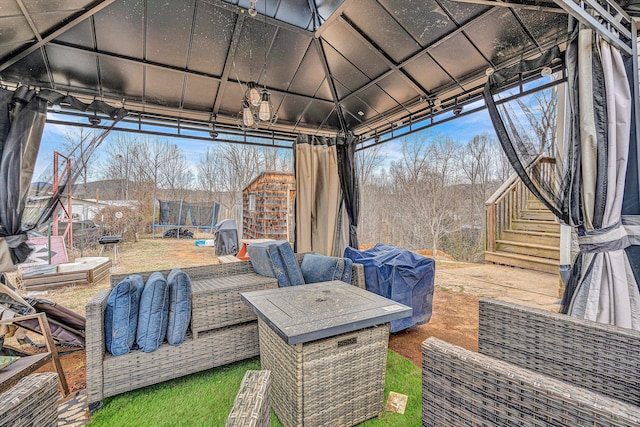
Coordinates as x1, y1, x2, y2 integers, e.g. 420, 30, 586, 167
99, 133, 139, 200
384, 135, 462, 255
196, 143, 261, 216
57, 128, 97, 192
196, 147, 219, 195
356, 144, 384, 187
260, 146, 291, 171
460, 134, 497, 225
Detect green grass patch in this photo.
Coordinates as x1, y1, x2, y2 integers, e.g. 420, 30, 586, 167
89, 350, 421, 426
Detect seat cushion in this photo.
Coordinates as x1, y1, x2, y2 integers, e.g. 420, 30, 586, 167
104, 275, 144, 356
166, 268, 192, 346
301, 254, 353, 284
247, 240, 304, 287
137, 272, 170, 353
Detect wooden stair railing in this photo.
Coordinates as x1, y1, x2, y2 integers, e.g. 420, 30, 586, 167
485, 157, 557, 254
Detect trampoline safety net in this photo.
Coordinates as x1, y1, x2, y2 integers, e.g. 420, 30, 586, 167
156, 200, 220, 228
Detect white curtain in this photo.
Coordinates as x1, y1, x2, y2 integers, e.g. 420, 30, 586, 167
294, 135, 341, 256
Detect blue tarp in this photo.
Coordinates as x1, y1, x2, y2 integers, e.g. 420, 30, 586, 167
344, 243, 435, 333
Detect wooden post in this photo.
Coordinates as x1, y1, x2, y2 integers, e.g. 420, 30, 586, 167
486, 204, 496, 252
35, 313, 70, 396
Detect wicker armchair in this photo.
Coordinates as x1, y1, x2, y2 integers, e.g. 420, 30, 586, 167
0, 373, 59, 427
422, 298, 640, 426
226, 370, 271, 427
87, 257, 364, 409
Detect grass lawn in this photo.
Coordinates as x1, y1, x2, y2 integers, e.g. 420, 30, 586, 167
89, 350, 421, 426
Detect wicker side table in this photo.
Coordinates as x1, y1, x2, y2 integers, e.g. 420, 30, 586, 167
242, 281, 411, 427
191, 273, 278, 338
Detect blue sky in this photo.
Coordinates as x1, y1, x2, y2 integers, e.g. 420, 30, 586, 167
34, 106, 498, 181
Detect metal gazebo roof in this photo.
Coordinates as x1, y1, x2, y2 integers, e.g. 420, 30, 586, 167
0, 0, 636, 143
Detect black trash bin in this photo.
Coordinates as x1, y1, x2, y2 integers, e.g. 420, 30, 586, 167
214, 219, 239, 256
344, 243, 435, 332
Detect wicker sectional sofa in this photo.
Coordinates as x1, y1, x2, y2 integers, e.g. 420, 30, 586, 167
86, 256, 364, 408
422, 298, 640, 426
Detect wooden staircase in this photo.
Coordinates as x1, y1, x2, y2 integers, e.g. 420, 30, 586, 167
485, 159, 560, 274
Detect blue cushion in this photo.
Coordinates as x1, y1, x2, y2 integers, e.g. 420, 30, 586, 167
137, 272, 170, 353
166, 268, 192, 346
104, 275, 144, 356
301, 254, 353, 284
247, 240, 305, 287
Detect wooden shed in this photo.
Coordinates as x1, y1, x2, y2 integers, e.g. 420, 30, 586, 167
242, 172, 295, 242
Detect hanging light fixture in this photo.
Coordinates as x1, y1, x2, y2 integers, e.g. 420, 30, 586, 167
236, 0, 277, 131
241, 97, 255, 128
246, 81, 261, 106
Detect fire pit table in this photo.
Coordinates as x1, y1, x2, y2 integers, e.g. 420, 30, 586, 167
241, 280, 411, 427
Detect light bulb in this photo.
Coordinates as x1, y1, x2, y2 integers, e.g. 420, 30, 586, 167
259, 92, 271, 121
248, 82, 261, 106
243, 106, 255, 127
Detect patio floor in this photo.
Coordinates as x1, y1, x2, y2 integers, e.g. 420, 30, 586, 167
436, 260, 561, 311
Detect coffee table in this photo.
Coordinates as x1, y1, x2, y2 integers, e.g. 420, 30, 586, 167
241, 280, 411, 427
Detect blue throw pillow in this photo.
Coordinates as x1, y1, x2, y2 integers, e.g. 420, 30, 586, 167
166, 268, 192, 346
104, 275, 144, 356
301, 254, 353, 284
248, 240, 305, 287
137, 272, 170, 353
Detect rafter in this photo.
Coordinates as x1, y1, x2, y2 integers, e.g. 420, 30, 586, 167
213, 14, 246, 115
338, 15, 429, 98
339, 8, 496, 105
313, 38, 347, 132
0, 0, 117, 73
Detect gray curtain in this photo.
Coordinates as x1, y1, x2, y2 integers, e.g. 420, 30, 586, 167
563, 22, 640, 328
0, 87, 127, 271
483, 20, 640, 329
336, 133, 360, 250
0, 87, 47, 268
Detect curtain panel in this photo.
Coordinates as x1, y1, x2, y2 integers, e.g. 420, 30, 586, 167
0, 87, 127, 270
294, 134, 360, 256
483, 21, 640, 330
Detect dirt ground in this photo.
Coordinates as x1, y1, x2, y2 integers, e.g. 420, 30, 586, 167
18, 237, 479, 391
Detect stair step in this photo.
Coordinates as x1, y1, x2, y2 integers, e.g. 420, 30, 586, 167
526, 199, 548, 210
519, 209, 557, 221
511, 219, 560, 233
496, 240, 560, 260
485, 251, 559, 275
502, 229, 560, 246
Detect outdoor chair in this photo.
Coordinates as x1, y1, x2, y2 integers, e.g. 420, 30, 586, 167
226, 370, 271, 427
0, 372, 59, 427
422, 298, 640, 426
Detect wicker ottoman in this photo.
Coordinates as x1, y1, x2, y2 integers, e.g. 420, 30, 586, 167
191, 273, 278, 338
242, 281, 411, 427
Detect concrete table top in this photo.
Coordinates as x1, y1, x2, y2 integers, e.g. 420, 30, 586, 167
241, 280, 412, 345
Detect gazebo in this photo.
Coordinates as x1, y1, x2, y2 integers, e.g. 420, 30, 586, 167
1, 0, 640, 326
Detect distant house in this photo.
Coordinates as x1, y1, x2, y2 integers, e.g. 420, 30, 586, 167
242, 172, 295, 242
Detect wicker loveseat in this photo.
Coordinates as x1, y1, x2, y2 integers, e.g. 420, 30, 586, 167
86, 255, 364, 409
422, 298, 640, 426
